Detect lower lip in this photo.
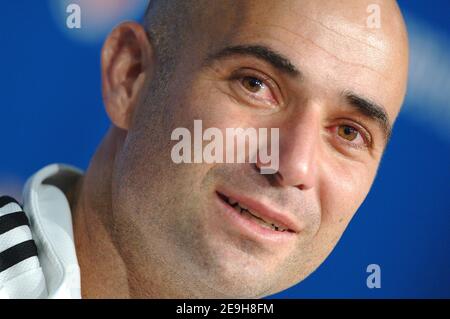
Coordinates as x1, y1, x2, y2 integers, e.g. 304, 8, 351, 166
214, 192, 296, 244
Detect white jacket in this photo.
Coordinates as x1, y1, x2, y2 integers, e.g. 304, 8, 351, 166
0, 164, 82, 299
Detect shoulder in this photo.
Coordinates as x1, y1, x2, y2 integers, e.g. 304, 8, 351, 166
0, 195, 45, 298
0, 195, 38, 273
0, 163, 84, 299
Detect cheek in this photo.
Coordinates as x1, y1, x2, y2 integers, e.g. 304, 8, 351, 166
186, 79, 257, 129
319, 158, 377, 227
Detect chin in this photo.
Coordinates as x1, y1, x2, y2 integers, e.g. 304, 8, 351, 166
187, 243, 291, 298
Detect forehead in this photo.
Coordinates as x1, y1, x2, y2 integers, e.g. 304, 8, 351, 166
201, 0, 408, 121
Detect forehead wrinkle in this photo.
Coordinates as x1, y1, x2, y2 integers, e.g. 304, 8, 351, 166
247, 22, 389, 80
290, 10, 387, 53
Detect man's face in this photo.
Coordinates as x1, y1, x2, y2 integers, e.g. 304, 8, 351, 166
111, 0, 408, 297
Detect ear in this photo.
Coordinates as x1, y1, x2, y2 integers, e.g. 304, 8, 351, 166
101, 22, 153, 130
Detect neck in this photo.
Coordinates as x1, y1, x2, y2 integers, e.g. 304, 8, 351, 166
70, 128, 130, 298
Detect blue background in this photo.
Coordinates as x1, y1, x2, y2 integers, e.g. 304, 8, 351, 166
0, 1, 448, 298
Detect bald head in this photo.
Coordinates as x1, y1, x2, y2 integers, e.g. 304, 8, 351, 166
143, 0, 408, 119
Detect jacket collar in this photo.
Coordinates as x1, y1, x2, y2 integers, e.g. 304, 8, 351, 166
23, 164, 83, 298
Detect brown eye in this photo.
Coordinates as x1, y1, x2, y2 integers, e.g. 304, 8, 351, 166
241, 76, 264, 93
230, 69, 280, 108
338, 125, 359, 141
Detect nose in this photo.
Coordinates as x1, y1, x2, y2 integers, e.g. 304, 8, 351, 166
271, 105, 320, 190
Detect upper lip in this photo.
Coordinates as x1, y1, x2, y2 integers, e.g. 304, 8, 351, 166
216, 189, 302, 233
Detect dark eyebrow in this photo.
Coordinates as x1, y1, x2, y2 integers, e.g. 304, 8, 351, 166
206, 45, 301, 77
343, 90, 392, 142
207, 45, 392, 143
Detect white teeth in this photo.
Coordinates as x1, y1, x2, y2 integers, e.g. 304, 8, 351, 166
247, 208, 261, 219
229, 199, 288, 232
242, 210, 272, 229
223, 195, 289, 232
240, 203, 248, 210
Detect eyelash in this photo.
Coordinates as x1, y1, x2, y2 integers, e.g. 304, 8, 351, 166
229, 69, 281, 108
332, 121, 372, 150
227, 69, 373, 151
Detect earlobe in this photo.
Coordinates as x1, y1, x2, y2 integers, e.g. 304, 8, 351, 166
101, 22, 153, 130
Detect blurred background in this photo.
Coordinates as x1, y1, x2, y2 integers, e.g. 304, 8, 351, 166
0, 0, 448, 298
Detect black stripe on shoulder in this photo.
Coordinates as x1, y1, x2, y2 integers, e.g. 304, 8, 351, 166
0, 240, 38, 273
0, 212, 30, 235
0, 196, 20, 209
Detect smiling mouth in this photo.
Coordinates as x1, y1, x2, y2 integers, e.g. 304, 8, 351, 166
217, 192, 295, 233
